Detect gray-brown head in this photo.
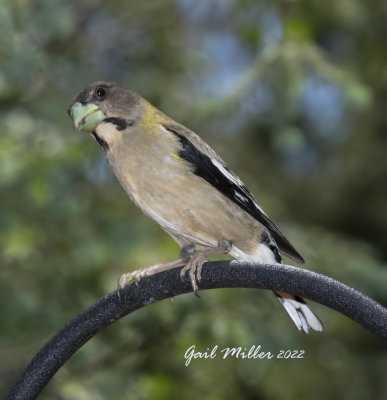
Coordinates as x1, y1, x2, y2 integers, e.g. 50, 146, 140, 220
68, 81, 145, 133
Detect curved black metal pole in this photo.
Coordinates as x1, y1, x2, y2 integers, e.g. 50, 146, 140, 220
6, 260, 387, 400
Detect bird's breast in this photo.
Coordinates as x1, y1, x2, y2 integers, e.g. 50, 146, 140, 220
105, 130, 262, 252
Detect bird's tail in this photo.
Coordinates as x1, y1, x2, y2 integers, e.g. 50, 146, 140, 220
274, 291, 324, 333
232, 244, 324, 333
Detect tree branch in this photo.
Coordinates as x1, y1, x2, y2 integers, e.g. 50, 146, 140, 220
6, 261, 387, 400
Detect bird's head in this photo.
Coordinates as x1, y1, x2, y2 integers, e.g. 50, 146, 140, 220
68, 81, 144, 133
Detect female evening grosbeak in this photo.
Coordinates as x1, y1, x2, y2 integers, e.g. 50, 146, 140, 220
68, 81, 324, 333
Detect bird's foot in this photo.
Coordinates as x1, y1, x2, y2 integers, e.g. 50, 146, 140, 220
180, 240, 233, 295
117, 258, 186, 290
118, 240, 233, 294
180, 252, 206, 295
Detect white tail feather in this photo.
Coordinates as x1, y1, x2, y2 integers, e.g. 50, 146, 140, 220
231, 244, 324, 333
275, 294, 324, 333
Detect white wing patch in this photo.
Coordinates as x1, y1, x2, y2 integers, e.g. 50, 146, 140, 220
211, 159, 267, 216
233, 190, 249, 204
211, 159, 244, 186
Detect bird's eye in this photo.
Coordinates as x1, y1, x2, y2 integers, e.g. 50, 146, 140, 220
95, 87, 106, 98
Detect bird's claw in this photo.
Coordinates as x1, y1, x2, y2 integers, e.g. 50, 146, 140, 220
180, 253, 206, 296
117, 271, 143, 290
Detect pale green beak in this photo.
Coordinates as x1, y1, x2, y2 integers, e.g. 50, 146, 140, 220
70, 102, 106, 132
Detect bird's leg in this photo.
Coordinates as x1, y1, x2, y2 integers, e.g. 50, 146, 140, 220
180, 239, 233, 294
118, 258, 187, 289
117, 240, 233, 292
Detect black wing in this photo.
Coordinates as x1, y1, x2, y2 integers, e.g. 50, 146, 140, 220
165, 125, 305, 264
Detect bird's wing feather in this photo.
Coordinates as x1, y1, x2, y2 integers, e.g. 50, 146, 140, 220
164, 122, 304, 264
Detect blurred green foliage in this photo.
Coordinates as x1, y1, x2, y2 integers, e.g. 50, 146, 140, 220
1, 0, 386, 399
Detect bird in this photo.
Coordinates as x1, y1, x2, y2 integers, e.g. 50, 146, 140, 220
68, 81, 324, 333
